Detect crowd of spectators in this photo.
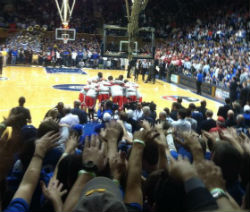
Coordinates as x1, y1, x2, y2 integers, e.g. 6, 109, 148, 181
0, 86, 250, 212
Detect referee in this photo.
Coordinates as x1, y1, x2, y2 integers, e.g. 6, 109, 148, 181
196, 70, 203, 95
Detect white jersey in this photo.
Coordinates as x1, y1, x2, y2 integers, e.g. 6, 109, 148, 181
125, 82, 138, 97
86, 83, 97, 98
110, 80, 124, 97
98, 81, 111, 95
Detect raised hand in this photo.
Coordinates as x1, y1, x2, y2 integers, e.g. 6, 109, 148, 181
41, 179, 67, 212
174, 131, 204, 162
168, 156, 197, 182
65, 133, 78, 154
109, 151, 127, 180
35, 131, 61, 158
83, 135, 107, 172
195, 160, 225, 191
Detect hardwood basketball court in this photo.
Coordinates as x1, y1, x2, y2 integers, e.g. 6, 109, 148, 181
0, 66, 222, 127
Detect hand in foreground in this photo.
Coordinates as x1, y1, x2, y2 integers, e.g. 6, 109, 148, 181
83, 135, 107, 172
65, 133, 78, 154
239, 132, 250, 155
35, 131, 61, 158
168, 156, 197, 182
41, 179, 67, 212
100, 121, 123, 143
109, 151, 127, 180
41, 179, 67, 202
195, 160, 225, 191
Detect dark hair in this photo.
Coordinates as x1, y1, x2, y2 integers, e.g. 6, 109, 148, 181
188, 103, 196, 110
225, 98, 231, 104
144, 169, 185, 212
37, 119, 60, 138
18, 96, 26, 106
119, 111, 128, 122
57, 155, 82, 201
178, 109, 186, 119
108, 76, 113, 81
19, 138, 36, 169
98, 72, 103, 78
213, 141, 242, 185
164, 107, 170, 115
177, 97, 182, 104
172, 102, 180, 110
201, 100, 207, 107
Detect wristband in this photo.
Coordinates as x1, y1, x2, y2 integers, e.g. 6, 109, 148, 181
210, 188, 225, 194
133, 139, 145, 146
78, 169, 96, 178
62, 152, 68, 157
113, 179, 120, 186
33, 153, 44, 160
0, 123, 7, 129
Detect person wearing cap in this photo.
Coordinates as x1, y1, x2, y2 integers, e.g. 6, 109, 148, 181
209, 116, 226, 133
243, 105, 250, 127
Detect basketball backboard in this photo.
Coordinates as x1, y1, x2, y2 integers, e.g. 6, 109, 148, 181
102, 25, 155, 59
55, 28, 76, 43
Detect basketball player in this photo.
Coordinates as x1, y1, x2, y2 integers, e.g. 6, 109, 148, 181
110, 79, 124, 110
85, 82, 98, 120
125, 81, 138, 103
97, 80, 111, 103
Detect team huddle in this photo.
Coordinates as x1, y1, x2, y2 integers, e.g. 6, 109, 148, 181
78, 72, 142, 113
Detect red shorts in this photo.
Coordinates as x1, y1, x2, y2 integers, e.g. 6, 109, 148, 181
123, 96, 128, 105
98, 94, 110, 103
85, 96, 96, 108
138, 97, 142, 103
113, 96, 123, 109
128, 95, 137, 102
79, 93, 85, 103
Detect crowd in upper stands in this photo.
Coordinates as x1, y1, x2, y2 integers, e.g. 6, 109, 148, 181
1, 0, 250, 90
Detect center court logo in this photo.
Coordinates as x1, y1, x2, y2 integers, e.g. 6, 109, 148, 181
162, 96, 200, 103
53, 84, 85, 91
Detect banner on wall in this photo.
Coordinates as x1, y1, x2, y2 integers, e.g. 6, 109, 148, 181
170, 74, 179, 84
215, 87, 230, 100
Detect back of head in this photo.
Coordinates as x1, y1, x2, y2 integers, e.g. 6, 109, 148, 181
201, 100, 207, 107
177, 97, 182, 104
213, 141, 242, 184
19, 96, 26, 106
143, 139, 159, 167
74, 100, 81, 109
37, 119, 60, 138
225, 98, 231, 105
144, 169, 185, 212
236, 114, 245, 125
186, 108, 192, 117
119, 111, 128, 122
227, 110, 234, 119
143, 106, 151, 116
98, 72, 103, 78
57, 155, 82, 196
164, 107, 170, 115
178, 109, 186, 119
188, 103, 196, 111
206, 110, 213, 118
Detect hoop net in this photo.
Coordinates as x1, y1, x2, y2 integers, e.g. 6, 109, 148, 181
62, 34, 69, 44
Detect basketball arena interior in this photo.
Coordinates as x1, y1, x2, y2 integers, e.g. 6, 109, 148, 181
0, 0, 250, 211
